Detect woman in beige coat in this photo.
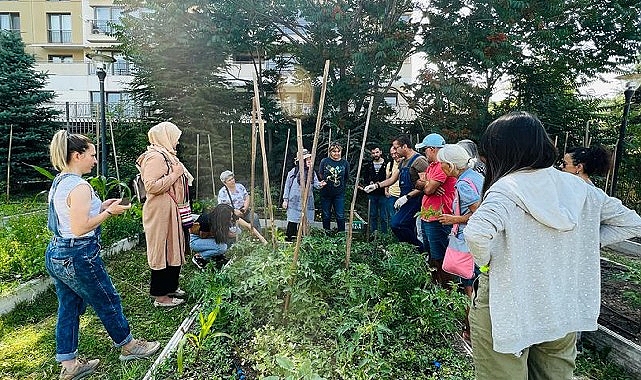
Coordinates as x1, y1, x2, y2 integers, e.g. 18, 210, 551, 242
137, 122, 193, 307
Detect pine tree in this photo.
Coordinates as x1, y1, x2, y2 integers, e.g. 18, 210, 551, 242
0, 31, 59, 190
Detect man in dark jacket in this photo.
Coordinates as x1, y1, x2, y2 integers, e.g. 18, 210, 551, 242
363, 146, 388, 233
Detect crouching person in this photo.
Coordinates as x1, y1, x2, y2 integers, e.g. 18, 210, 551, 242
190, 204, 238, 269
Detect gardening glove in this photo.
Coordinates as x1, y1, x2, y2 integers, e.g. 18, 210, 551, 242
363, 183, 378, 193
394, 195, 408, 210
282, 200, 288, 209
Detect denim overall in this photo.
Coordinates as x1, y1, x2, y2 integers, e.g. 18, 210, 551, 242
390, 153, 423, 248
45, 174, 132, 362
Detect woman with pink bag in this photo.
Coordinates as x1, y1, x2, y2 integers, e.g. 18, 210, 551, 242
436, 143, 484, 342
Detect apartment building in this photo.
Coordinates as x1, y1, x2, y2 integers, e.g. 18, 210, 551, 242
0, 0, 133, 120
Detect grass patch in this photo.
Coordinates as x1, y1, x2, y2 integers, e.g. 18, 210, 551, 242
0, 245, 197, 379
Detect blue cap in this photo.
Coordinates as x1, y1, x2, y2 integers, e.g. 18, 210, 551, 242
415, 133, 446, 149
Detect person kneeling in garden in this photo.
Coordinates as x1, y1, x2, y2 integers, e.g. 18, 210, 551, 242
46, 131, 160, 380
190, 204, 239, 270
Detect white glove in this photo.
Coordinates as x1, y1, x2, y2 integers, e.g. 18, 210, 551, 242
363, 183, 378, 193
394, 195, 409, 209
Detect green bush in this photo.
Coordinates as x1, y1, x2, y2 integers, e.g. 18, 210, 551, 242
173, 235, 472, 379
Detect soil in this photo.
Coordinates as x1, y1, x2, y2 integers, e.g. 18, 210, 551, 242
599, 252, 641, 345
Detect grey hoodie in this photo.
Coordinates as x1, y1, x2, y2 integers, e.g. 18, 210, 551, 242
465, 167, 641, 354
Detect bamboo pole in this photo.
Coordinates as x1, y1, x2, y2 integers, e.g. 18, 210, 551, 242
345, 128, 351, 159
563, 131, 569, 155
108, 120, 120, 184
285, 60, 331, 313
208, 135, 215, 196
252, 79, 276, 247
554, 136, 558, 148
327, 128, 332, 157
250, 98, 258, 232
346, 95, 374, 268
196, 133, 200, 199
6, 124, 13, 202
295, 120, 307, 235
230, 123, 235, 173
279, 128, 291, 204
293, 59, 330, 267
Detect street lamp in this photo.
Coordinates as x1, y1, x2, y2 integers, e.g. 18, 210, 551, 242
610, 76, 638, 196
86, 52, 116, 177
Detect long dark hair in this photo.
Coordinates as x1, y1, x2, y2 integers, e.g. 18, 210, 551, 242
479, 111, 557, 195
567, 145, 612, 177
208, 204, 236, 243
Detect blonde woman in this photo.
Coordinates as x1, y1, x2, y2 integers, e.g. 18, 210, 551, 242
46, 131, 160, 380
137, 122, 193, 307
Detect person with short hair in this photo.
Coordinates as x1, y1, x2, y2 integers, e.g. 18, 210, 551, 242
365, 135, 427, 248
318, 142, 350, 232
465, 111, 641, 380
47, 130, 160, 380
362, 145, 388, 234
457, 139, 486, 175
217, 170, 267, 244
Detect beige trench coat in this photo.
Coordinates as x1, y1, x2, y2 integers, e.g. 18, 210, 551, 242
137, 148, 187, 270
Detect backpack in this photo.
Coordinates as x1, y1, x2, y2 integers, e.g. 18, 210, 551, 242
132, 174, 146, 203
134, 151, 172, 203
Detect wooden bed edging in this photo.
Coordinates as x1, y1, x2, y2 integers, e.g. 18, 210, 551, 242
583, 325, 641, 380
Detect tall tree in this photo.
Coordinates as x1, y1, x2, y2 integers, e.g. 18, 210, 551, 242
0, 31, 59, 190
411, 0, 641, 139
116, 0, 421, 186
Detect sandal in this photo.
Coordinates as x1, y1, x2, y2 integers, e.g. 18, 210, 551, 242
153, 297, 185, 307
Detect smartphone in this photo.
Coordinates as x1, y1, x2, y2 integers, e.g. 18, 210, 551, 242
119, 198, 131, 206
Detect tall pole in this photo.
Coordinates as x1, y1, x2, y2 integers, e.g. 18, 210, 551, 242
97, 67, 108, 177
610, 84, 636, 196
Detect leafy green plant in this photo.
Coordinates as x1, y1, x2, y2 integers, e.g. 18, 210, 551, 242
177, 296, 232, 374
87, 175, 131, 200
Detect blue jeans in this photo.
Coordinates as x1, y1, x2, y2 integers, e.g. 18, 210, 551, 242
386, 196, 398, 228
321, 192, 345, 231
421, 220, 452, 261
189, 234, 227, 260
390, 196, 422, 248
45, 237, 132, 362
368, 194, 388, 233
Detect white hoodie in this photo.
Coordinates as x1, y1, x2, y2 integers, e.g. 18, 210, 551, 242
464, 167, 641, 354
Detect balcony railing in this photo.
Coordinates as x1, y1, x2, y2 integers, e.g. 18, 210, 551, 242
50, 102, 148, 122
48, 30, 72, 43
89, 19, 120, 36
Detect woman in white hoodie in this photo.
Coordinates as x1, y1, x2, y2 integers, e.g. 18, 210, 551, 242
464, 112, 641, 380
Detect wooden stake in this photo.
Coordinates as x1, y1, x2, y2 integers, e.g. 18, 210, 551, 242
345, 128, 351, 159
230, 123, 235, 173
563, 131, 569, 155
208, 135, 215, 196
252, 78, 276, 247
327, 128, 332, 157
109, 120, 121, 185
250, 98, 258, 232
279, 128, 291, 204
295, 119, 307, 235
6, 124, 13, 202
293, 60, 330, 267
196, 133, 200, 199
346, 95, 374, 268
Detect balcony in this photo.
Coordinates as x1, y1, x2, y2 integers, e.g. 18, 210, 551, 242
51, 102, 148, 123
88, 19, 120, 40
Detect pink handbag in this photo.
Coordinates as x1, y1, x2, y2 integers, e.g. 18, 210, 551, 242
442, 178, 477, 279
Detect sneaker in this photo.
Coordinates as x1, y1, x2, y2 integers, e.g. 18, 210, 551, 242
168, 288, 186, 298
153, 297, 185, 307
119, 339, 161, 361
191, 255, 208, 270
213, 256, 229, 269
59, 358, 99, 380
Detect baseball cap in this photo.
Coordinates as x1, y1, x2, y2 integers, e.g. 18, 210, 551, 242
295, 148, 312, 161
415, 133, 446, 149
220, 170, 234, 183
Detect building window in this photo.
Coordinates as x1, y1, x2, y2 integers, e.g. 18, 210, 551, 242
91, 7, 122, 35
48, 55, 73, 63
88, 55, 133, 76
0, 13, 20, 32
48, 13, 72, 43
384, 93, 398, 107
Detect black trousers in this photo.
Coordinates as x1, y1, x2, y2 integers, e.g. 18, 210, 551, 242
286, 222, 298, 241
149, 265, 181, 297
